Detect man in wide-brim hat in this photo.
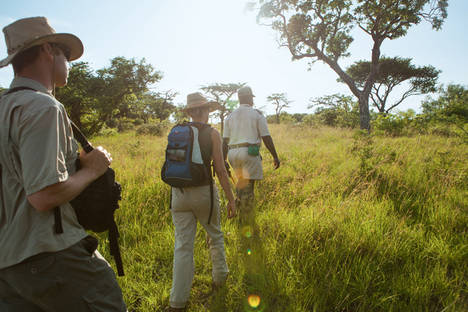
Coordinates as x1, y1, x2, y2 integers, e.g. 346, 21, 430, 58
167, 92, 236, 311
181, 91, 222, 113
0, 17, 83, 68
0, 17, 126, 311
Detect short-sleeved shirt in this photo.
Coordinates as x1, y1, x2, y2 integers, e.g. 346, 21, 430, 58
223, 105, 270, 180
223, 104, 270, 145
0, 77, 87, 270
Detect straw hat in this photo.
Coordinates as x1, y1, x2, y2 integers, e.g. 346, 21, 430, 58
182, 92, 221, 112
0, 16, 83, 68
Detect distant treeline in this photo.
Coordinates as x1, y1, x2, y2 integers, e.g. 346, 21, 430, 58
266, 85, 468, 140
0, 56, 465, 140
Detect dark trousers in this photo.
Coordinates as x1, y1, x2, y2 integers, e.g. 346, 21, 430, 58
0, 236, 127, 312
236, 179, 255, 223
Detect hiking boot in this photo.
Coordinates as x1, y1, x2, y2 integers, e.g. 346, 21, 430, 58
211, 281, 224, 292
212, 273, 229, 292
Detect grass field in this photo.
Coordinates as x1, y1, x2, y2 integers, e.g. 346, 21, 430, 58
91, 124, 467, 312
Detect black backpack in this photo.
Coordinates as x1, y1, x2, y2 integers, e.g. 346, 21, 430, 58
68, 123, 124, 276
3, 87, 124, 276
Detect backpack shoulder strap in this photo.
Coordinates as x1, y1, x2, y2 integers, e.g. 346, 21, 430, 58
196, 124, 213, 168
193, 123, 215, 225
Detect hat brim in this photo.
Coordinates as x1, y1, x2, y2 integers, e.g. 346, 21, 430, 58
0, 32, 83, 68
182, 101, 221, 113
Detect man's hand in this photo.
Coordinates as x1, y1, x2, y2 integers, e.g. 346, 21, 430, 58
261, 135, 280, 170
79, 146, 112, 180
227, 200, 236, 219
273, 157, 280, 169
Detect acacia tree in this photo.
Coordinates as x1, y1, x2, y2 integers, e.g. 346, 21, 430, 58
254, 0, 448, 130
200, 82, 245, 136
267, 92, 292, 123
345, 57, 440, 114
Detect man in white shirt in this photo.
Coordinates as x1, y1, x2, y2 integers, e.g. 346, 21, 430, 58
223, 86, 280, 219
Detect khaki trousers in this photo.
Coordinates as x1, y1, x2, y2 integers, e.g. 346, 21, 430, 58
170, 185, 229, 309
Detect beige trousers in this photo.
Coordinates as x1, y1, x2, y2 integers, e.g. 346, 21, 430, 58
169, 185, 229, 309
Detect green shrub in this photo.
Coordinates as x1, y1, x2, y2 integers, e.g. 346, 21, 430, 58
136, 121, 169, 136
117, 119, 135, 132
98, 127, 118, 137
133, 118, 144, 126
301, 114, 320, 127
280, 112, 295, 124
372, 110, 417, 136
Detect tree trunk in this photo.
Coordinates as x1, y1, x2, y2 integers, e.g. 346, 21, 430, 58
358, 94, 371, 131
358, 38, 382, 132
276, 114, 280, 124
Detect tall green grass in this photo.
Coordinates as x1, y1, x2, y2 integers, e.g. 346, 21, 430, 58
92, 124, 467, 311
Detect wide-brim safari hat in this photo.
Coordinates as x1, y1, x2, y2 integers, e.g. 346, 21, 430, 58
182, 92, 221, 112
0, 16, 83, 68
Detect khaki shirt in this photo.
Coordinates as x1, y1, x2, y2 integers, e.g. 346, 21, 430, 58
223, 104, 270, 145
0, 77, 87, 269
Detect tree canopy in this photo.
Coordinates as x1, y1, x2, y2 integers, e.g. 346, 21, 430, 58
345, 57, 440, 113
255, 0, 448, 130
95, 56, 163, 122
55, 57, 175, 136
422, 84, 468, 137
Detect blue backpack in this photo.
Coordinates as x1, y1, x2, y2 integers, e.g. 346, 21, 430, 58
161, 122, 215, 223
161, 122, 212, 187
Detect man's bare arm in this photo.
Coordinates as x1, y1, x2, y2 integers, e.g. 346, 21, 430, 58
262, 135, 280, 169
222, 138, 229, 161
27, 147, 111, 211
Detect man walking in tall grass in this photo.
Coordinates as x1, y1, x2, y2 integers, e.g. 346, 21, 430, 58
223, 86, 280, 220
166, 93, 236, 311
0, 17, 126, 311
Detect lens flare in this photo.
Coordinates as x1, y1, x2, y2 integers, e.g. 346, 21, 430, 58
247, 248, 252, 255
248, 294, 261, 308
241, 226, 252, 238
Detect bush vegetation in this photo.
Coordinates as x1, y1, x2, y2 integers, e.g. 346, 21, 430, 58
136, 120, 170, 136
267, 84, 467, 141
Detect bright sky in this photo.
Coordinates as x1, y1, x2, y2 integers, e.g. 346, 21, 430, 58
1, 0, 467, 115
